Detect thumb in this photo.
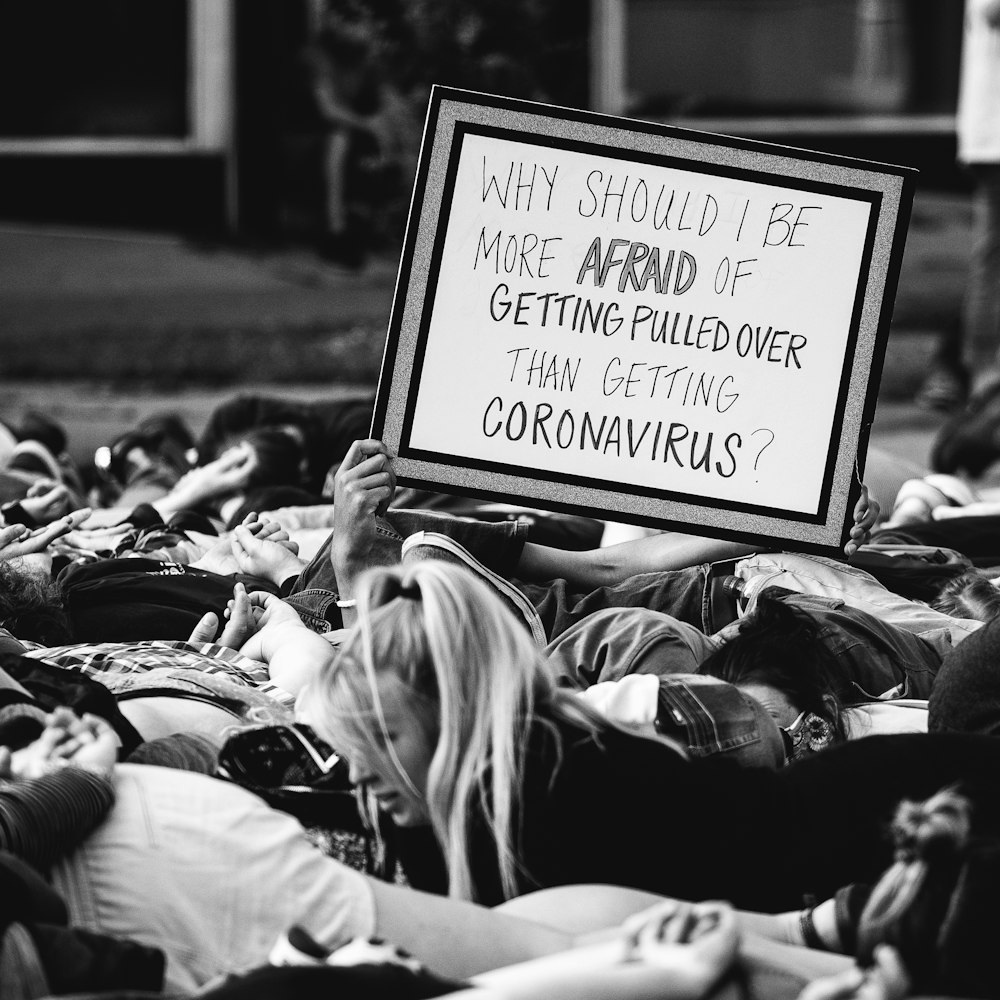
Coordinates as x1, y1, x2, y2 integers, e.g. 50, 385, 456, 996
188, 611, 220, 645
231, 525, 258, 554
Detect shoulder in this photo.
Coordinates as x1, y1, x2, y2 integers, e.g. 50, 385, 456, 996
527, 711, 688, 791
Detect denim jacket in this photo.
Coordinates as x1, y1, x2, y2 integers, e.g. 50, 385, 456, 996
284, 509, 527, 633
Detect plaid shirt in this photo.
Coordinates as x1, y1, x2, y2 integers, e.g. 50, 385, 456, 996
23, 640, 296, 710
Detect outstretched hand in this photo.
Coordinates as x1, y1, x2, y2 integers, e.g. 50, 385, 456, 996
844, 485, 880, 559
0, 507, 91, 560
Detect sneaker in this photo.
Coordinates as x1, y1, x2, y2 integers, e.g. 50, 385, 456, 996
401, 530, 547, 646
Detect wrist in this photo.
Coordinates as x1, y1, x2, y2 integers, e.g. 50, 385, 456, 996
330, 545, 365, 587
798, 907, 825, 950
271, 554, 306, 587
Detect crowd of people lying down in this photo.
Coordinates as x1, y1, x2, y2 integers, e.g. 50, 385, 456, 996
0, 394, 999, 1000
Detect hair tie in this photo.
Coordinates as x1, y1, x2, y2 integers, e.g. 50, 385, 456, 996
370, 574, 423, 608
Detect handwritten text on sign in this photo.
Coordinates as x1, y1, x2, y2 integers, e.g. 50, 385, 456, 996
407, 132, 873, 515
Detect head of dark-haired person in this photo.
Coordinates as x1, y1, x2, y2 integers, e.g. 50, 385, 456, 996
699, 595, 848, 759
0, 557, 73, 646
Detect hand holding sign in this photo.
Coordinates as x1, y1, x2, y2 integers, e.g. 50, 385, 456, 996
331, 439, 398, 605
845, 485, 880, 559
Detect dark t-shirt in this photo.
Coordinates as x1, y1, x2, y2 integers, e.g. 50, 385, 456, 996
395, 716, 1000, 911
59, 558, 279, 642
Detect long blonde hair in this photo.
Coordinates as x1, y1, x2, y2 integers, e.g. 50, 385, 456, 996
305, 559, 604, 901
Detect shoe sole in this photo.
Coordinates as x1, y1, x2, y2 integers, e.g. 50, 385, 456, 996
401, 530, 547, 646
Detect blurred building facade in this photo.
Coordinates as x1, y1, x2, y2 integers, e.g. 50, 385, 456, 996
0, 0, 235, 230
0, 0, 967, 242
593, 0, 965, 188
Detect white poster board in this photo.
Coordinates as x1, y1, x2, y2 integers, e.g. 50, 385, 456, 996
373, 88, 915, 554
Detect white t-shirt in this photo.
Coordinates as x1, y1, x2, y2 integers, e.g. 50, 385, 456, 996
844, 699, 929, 739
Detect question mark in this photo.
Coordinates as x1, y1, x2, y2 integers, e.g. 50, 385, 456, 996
751, 428, 775, 475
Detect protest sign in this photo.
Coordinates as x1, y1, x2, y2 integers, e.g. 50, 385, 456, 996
372, 87, 915, 553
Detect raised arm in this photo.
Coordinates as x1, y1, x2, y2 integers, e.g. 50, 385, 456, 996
517, 486, 879, 587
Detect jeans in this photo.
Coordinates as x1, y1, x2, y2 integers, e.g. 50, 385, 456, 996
545, 607, 720, 686
286, 509, 528, 632
515, 566, 713, 643
579, 672, 786, 768
734, 551, 982, 652
716, 587, 943, 701
49, 764, 375, 994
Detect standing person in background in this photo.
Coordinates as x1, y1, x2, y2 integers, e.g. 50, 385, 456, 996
304, 14, 419, 268
919, 0, 1000, 411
